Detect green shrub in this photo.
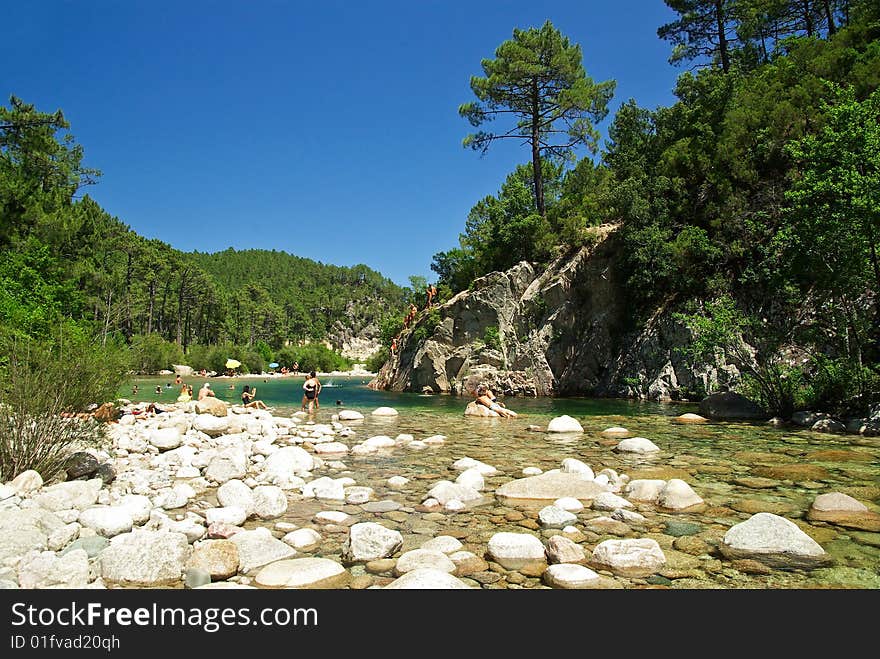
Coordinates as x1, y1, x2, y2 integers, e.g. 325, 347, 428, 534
365, 347, 389, 373
0, 329, 125, 481
129, 333, 184, 374
483, 326, 502, 351
800, 356, 880, 417
412, 309, 441, 343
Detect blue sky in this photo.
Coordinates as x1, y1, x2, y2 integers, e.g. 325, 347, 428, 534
4, 1, 680, 286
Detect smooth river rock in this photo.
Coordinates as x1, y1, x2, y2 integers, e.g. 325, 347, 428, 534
342, 522, 403, 563
100, 530, 191, 586
719, 512, 834, 569
590, 538, 667, 577
546, 415, 584, 433
496, 472, 609, 501
254, 558, 349, 589
383, 568, 472, 589
486, 532, 547, 571
806, 493, 880, 532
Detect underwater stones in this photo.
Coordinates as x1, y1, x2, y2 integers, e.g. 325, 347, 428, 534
496, 472, 608, 502
807, 493, 880, 532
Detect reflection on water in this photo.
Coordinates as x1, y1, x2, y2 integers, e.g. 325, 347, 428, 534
125, 376, 880, 589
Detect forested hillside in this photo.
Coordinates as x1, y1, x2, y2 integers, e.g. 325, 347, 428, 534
189, 248, 405, 348
0, 98, 408, 375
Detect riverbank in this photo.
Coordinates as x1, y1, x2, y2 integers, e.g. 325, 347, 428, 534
1, 399, 878, 589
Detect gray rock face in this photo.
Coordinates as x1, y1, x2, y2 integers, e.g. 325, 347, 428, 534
420, 536, 463, 554
10, 470, 43, 494
205, 450, 247, 484
217, 480, 255, 516
538, 505, 578, 528
192, 414, 230, 436
561, 458, 593, 479
624, 479, 667, 503
78, 507, 134, 537
282, 529, 322, 550
657, 479, 705, 511
100, 530, 191, 586
592, 492, 633, 511
342, 523, 403, 563
149, 428, 183, 451
547, 416, 584, 433
545, 535, 587, 565
262, 447, 314, 482
615, 437, 660, 453
374, 231, 745, 400
0, 508, 64, 562
811, 418, 846, 434
383, 568, 473, 589
496, 472, 608, 501
719, 513, 833, 569
699, 392, 766, 420
251, 486, 288, 519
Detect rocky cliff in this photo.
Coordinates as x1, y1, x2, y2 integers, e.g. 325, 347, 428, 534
327, 300, 382, 361
374, 226, 741, 400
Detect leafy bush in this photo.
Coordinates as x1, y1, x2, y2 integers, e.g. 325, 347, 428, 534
275, 343, 351, 373
800, 356, 880, 417
129, 333, 184, 374
482, 326, 502, 351
365, 347, 388, 373
412, 309, 441, 343
0, 329, 126, 481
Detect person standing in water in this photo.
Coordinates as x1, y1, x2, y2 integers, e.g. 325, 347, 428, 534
301, 371, 321, 413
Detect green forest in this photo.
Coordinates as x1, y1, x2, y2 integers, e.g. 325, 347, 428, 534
0, 91, 408, 381
430, 0, 880, 416
1, 0, 878, 418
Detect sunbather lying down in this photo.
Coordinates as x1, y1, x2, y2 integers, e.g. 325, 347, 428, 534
474, 384, 517, 418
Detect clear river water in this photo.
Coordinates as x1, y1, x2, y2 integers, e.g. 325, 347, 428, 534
122, 374, 880, 589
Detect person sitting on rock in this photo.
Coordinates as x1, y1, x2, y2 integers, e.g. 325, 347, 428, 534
475, 384, 517, 418
241, 384, 268, 409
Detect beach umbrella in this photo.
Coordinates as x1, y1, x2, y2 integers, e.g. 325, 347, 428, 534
269, 362, 279, 369
225, 358, 241, 369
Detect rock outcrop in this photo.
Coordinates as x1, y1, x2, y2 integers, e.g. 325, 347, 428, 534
373, 228, 742, 400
